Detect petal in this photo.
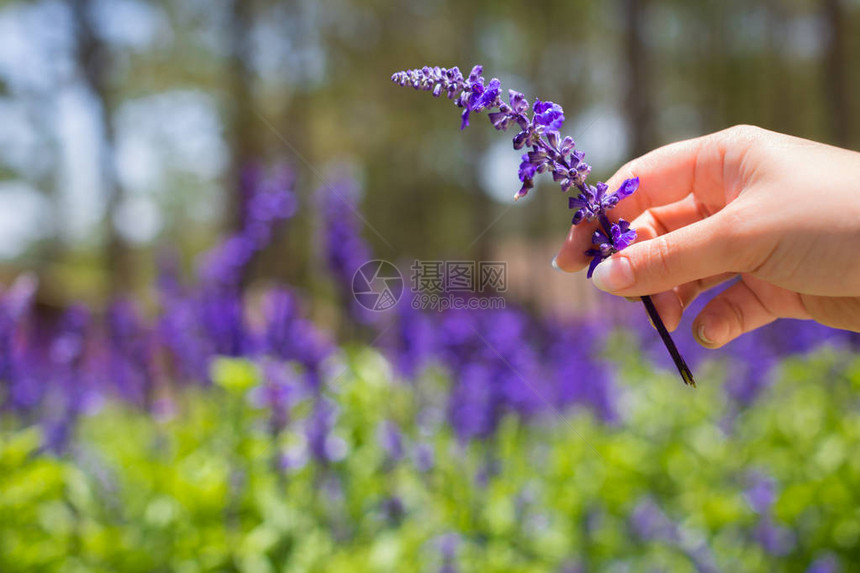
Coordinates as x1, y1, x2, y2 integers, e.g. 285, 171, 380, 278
488, 111, 509, 130
560, 136, 575, 154
512, 131, 528, 149
514, 179, 533, 201
460, 108, 471, 130
586, 255, 603, 278
592, 229, 610, 245
614, 177, 640, 201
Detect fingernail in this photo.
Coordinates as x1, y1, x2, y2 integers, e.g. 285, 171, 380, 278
696, 323, 715, 346
551, 255, 562, 272
591, 256, 634, 292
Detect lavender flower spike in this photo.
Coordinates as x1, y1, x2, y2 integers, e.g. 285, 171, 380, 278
391, 64, 638, 275
393, 63, 697, 387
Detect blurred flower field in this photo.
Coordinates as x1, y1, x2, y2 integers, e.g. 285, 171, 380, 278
2, 0, 860, 571
2, 166, 860, 573
4, 333, 860, 572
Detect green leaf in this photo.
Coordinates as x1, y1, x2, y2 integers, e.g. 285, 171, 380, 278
210, 357, 259, 394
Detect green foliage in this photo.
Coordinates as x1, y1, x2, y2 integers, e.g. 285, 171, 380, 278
2, 347, 860, 571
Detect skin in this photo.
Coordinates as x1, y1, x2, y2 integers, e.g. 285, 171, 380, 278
553, 125, 860, 348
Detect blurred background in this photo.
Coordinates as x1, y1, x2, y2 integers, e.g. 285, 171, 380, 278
1, 0, 858, 311
3, 1, 860, 572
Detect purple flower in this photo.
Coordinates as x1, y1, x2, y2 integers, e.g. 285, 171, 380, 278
392, 64, 706, 388
157, 295, 210, 384
448, 361, 496, 441
806, 554, 840, 573
389, 303, 437, 379
569, 178, 639, 223
198, 236, 255, 288
377, 419, 404, 462
753, 516, 795, 556
106, 299, 155, 408
744, 471, 777, 514
459, 66, 502, 129
306, 398, 345, 464
49, 304, 96, 444
585, 219, 636, 278
435, 532, 461, 561
518, 153, 537, 182
724, 330, 777, 407
612, 220, 637, 249
630, 497, 681, 543
0, 274, 38, 412
41, 419, 72, 455
261, 289, 333, 392
413, 442, 435, 473
197, 292, 248, 358
393, 64, 637, 276
532, 99, 564, 132
603, 176, 639, 207
462, 77, 502, 129
197, 163, 296, 289
252, 359, 300, 434
437, 308, 548, 442
317, 172, 376, 325
545, 318, 618, 423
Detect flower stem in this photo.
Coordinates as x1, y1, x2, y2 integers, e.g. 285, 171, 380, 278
594, 213, 696, 388
639, 295, 696, 387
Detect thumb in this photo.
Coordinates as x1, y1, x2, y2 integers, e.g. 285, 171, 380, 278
591, 212, 748, 296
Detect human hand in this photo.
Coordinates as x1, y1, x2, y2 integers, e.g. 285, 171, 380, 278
553, 125, 860, 347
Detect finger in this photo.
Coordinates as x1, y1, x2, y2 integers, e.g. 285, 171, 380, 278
555, 193, 712, 273
554, 159, 709, 273
675, 273, 737, 309
650, 273, 737, 331
590, 208, 753, 296
692, 281, 780, 348
603, 125, 759, 224
554, 125, 760, 273
555, 125, 764, 274
553, 221, 597, 272
801, 295, 860, 332
648, 290, 683, 331
554, 192, 724, 275
555, 193, 713, 273
692, 277, 808, 348
628, 193, 715, 243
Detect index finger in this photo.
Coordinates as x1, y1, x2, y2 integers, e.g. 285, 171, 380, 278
606, 126, 754, 222
554, 125, 760, 273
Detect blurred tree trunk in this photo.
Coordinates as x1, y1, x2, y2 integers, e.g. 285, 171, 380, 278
704, 1, 729, 131
29, 93, 64, 272
226, 0, 259, 234
623, 0, 655, 156
822, 0, 850, 147
69, 0, 131, 296
275, 1, 312, 288
764, 0, 791, 134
